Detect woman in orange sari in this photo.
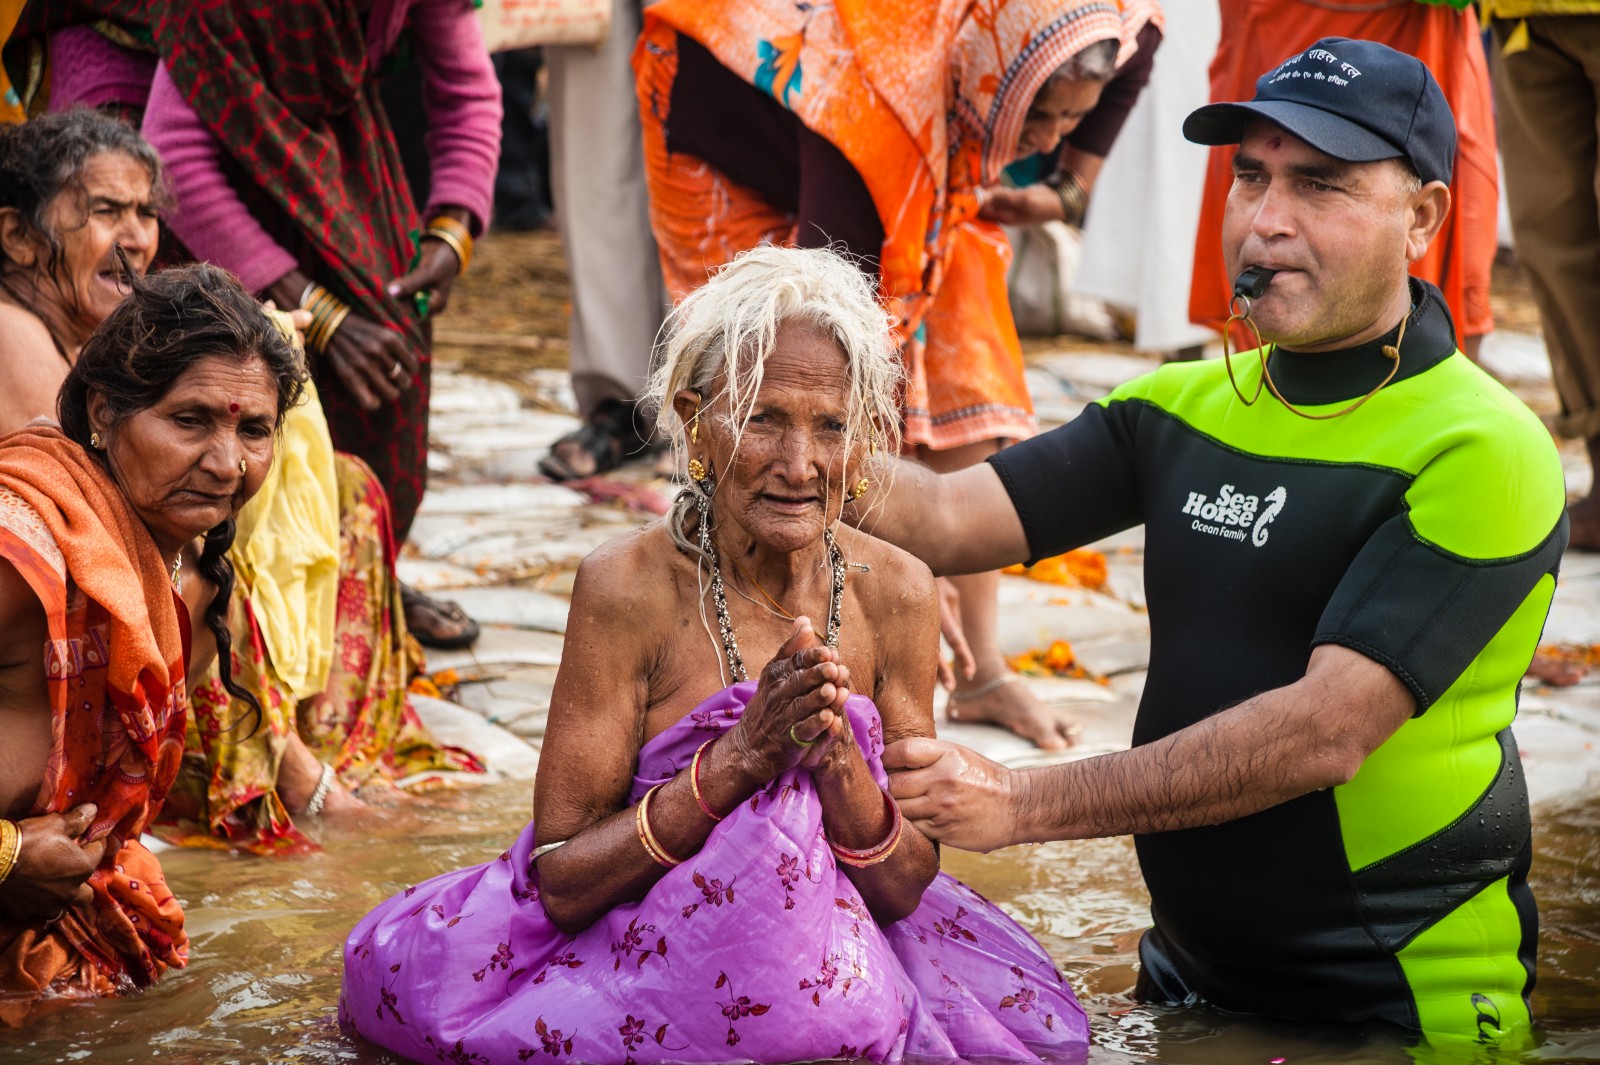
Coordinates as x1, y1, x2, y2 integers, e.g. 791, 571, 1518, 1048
0, 263, 306, 1023
636, 0, 1162, 749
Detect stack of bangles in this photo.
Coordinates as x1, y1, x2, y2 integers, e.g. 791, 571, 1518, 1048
828, 787, 903, 868
636, 784, 682, 868
1048, 170, 1089, 228
300, 282, 352, 356
0, 819, 20, 885
425, 215, 473, 275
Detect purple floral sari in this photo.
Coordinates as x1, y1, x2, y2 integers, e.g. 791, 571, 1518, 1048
341, 683, 1088, 1064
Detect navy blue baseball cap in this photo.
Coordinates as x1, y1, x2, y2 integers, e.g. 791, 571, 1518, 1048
1183, 37, 1456, 186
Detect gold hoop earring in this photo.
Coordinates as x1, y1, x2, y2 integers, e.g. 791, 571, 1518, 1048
89, 432, 101, 449
850, 477, 870, 501
687, 458, 705, 481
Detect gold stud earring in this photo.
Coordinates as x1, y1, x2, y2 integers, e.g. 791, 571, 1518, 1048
687, 457, 706, 481
850, 477, 870, 501
239, 458, 248, 475
89, 432, 101, 449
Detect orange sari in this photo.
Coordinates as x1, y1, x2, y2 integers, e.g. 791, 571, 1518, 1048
1189, 0, 1497, 342
638, 0, 1159, 451
0, 429, 188, 1024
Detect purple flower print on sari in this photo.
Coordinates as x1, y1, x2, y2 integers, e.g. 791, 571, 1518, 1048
341, 681, 1088, 1064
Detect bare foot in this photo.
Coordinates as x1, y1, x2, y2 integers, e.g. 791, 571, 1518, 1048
1526, 650, 1592, 688
277, 736, 365, 817
946, 673, 1079, 750
1569, 494, 1600, 553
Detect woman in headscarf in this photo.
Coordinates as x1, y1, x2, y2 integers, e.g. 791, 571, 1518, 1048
635, 0, 1162, 750
0, 263, 306, 1023
0, 110, 481, 854
342, 245, 1087, 1064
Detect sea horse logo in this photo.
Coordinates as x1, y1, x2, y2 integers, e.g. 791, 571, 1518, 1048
1471, 993, 1504, 1043
1250, 487, 1287, 547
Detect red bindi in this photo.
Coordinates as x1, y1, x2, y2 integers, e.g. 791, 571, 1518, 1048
229, 402, 240, 414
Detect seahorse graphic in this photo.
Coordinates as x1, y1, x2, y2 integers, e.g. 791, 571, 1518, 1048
1251, 486, 1287, 547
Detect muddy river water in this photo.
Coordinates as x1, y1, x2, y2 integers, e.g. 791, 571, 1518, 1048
5, 784, 1596, 1064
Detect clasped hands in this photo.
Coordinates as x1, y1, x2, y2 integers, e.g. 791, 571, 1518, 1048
724, 618, 858, 782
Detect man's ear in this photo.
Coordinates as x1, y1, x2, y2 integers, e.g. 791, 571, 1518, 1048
0, 207, 39, 268
1404, 181, 1451, 264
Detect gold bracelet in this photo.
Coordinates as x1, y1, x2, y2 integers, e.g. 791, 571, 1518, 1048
1050, 171, 1088, 228
0, 819, 21, 885
636, 784, 682, 868
300, 283, 352, 355
425, 215, 473, 275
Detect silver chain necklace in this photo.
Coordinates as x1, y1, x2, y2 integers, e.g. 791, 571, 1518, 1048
696, 500, 845, 682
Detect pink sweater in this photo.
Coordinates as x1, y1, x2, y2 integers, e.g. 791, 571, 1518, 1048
143, 0, 501, 295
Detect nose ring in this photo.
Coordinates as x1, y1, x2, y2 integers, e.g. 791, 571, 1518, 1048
239, 458, 247, 475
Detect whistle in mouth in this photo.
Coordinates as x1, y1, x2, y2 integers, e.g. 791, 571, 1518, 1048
1232, 266, 1277, 302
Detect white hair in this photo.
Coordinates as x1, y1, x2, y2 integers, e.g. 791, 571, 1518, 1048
1049, 38, 1118, 84
645, 244, 903, 557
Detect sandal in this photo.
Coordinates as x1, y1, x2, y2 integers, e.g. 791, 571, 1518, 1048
401, 584, 481, 650
538, 398, 651, 481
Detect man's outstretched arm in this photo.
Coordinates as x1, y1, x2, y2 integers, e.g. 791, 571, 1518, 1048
850, 459, 1031, 577
885, 644, 1415, 851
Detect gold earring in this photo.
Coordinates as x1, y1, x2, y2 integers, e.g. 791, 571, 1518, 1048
239, 458, 248, 475
89, 432, 100, 449
687, 458, 706, 481
689, 409, 701, 444
850, 477, 870, 501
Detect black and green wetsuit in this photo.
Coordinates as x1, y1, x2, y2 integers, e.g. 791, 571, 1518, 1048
988, 280, 1567, 1040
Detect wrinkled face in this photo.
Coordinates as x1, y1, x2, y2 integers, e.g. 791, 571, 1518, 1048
697, 321, 862, 554
1015, 75, 1104, 160
1223, 120, 1416, 349
92, 354, 278, 553
39, 151, 159, 343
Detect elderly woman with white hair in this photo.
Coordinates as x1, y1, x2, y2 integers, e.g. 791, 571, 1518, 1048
340, 246, 1086, 1064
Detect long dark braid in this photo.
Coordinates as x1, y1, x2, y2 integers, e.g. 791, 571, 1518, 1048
198, 517, 260, 734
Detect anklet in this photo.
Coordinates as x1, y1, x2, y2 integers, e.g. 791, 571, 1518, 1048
303, 764, 337, 816
948, 673, 1020, 703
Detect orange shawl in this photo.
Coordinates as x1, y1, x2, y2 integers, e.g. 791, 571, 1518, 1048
639, 0, 1160, 449
0, 428, 188, 1019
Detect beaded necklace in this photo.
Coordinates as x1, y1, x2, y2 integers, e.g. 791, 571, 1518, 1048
696, 505, 845, 682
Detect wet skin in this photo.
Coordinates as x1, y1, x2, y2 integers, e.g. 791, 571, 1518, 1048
0, 354, 278, 920
0, 151, 158, 352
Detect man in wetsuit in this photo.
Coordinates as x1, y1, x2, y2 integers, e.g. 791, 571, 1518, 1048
869, 38, 1567, 1043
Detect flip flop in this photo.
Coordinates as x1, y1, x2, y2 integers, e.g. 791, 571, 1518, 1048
538, 399, 650, 482
401, 585, 481, 650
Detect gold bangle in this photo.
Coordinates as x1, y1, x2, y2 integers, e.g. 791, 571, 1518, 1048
1050, 171, 1088, 227
424, 225, 471, 276
691, 739, 724, 822
301, 285, 352, 356
0, 819, 21, 885
636, 784, 682, 868
425, 216, 473, 275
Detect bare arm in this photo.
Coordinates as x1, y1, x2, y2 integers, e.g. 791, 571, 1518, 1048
0, 558, 106, 919
533, 538, 853, 934
850, 459, 1030, 577
887, 645, 1414, 851
806, 546, 940, 923
0, 306, 70, 436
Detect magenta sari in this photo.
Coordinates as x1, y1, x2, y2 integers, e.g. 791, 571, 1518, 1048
341, 683, 1088, 1063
